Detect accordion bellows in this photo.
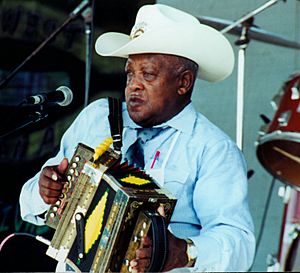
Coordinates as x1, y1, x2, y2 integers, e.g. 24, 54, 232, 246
45, 143, 176, 273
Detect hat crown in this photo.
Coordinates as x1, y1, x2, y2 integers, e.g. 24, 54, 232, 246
95, 4, 234, 82
130, 4, 200, 40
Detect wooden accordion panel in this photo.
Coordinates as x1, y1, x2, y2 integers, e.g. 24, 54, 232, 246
45, 143, 177, 273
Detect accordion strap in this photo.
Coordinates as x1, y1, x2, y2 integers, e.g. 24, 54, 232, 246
108, 97, 123, 153
144, 210, 169, 272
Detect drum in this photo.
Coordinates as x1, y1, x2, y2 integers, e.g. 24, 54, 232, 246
277, 187, 300, 271
257, 73, 300, 187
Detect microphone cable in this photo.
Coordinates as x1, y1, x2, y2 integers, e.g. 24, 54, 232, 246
249, 176, 276, 271
0, 232, 50, 252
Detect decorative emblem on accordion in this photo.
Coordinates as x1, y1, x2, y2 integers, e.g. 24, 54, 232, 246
45, 142, 177, 273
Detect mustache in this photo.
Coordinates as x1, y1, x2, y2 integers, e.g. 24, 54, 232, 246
127, 91, 142, 98
127, 91, 143, 99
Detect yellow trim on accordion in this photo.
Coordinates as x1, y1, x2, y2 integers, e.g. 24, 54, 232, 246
93, 137, 113, 162
120, 175, 151, 186
84, 190, 109, 254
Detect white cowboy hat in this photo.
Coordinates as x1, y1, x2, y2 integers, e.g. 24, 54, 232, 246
95, 4, 234, 82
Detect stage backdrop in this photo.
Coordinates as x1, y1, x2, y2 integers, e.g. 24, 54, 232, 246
0, 0, 150, 270
0, 0, 299, 271
158, 0, 300, 271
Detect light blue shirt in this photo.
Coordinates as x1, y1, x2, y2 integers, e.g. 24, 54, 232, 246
20, 98, 255, 272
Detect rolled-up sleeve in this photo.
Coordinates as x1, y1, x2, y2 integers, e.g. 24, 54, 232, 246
191, 140, 255, 271
19, 99, 110, 225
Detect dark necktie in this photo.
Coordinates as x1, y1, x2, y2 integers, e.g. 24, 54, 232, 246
125, 128, 163, 168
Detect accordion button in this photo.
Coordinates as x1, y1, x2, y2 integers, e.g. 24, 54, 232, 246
52, 206, 58, 212
67, 175, 72, 181
72, 162, 78, 168
50, 212, 56, 218
75, 156, 80, 162
63, 183, 70, 193
133, 235, 140, 242
55, 200, 61, 206
75, 213, 82, 221
70, 169, 75, 174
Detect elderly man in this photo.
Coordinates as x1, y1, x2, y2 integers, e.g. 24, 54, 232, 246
20, 4, 255, 272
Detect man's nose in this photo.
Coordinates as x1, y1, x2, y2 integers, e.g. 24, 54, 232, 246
127, 74, 144, 91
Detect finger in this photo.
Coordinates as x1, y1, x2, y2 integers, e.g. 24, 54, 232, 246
41, 196, 61, 205
40, 182, 63, 197
131, 266, 138, 273
39, 183, 62, 204
130, 259, 138, 268
40, 174, 65, 191
157, 203, 165, 217
136, 258, 150, 269
141, 236, 152, 248
57, 158, 69, 174
42, 167, 64, 183
130, 258, 150, 273
136, 247, 152, 259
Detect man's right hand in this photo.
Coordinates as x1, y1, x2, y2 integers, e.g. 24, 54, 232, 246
38, 158, 69, 204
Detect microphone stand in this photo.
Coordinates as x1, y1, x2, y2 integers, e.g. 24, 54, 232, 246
0, 0, 92, 138
0, 105, 48, 139
220, 0, 286, 150
234, 20, 251, 151
81, 1, 94, 108
0, 0, 91, 90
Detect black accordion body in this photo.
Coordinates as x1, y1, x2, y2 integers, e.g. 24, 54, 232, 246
45, 143, 177, 273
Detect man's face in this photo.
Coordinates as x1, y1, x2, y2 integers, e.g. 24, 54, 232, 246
125, 54, 185, 127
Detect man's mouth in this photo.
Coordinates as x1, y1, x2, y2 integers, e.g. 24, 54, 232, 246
127, 95, 144, 108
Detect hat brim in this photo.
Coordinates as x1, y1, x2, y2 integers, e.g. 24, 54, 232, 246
95, 24, 234, 82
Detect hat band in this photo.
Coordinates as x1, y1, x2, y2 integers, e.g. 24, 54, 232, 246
130, 21, 149, 40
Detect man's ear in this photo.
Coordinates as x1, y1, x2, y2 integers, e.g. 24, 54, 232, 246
177, 70, 195, 95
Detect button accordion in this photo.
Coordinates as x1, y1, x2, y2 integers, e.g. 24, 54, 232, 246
45, 142, 176, 273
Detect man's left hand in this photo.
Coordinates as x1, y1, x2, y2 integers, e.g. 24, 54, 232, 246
130, 230, 188, 273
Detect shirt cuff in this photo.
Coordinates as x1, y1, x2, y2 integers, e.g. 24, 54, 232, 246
190, 235, 222, 272
31, 180, 51, 215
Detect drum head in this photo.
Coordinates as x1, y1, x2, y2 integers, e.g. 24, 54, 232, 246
257, 132, 300, 187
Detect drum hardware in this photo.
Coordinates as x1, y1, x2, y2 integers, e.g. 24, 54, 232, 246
247, 169, 255, 179
266, 253, 280, 272
260, 114, 271, 125
291, 87, 300, 100
277, 111, 291, 127
276, 187, 300, 271
287, 225, 300, 241
198, 5, 300, 51
278, 185, 292, 204
279, 221, 300, 271
256, 73, 300, 187
201, 0, 297, 150
271, 94, 282, 111
257, 114, 271, 139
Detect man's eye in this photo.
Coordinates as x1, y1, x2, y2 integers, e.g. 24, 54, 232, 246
143, 72, 155, 80
126, 71, 133, 79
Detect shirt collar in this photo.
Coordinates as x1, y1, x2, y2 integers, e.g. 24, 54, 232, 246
123, 102, 197, 135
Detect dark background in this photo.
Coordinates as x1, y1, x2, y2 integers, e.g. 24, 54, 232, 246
0, 0, 154, 271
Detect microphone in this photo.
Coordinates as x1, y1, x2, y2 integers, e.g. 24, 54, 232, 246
23, 86, 73, 106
